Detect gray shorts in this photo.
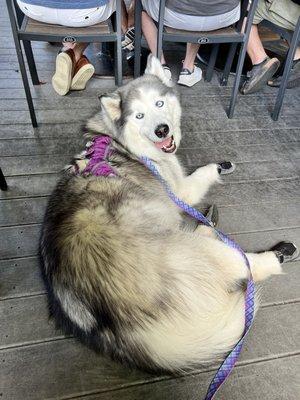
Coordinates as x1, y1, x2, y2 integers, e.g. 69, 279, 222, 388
141, 0, 240, 31
253, 0, 300, 31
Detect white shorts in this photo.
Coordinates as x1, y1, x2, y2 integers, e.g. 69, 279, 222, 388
141, 0, 240, 31
17, 0, 116, 27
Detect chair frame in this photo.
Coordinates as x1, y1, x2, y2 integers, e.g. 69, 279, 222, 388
261, 17, 300, 120
6, 0, 123, 127
0, 168, 8, 191
134, 0, 259, 118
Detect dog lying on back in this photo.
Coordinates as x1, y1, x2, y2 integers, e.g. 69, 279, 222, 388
40, 56, 298, 372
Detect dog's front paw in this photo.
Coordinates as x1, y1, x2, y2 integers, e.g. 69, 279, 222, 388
217, 161, 235, 175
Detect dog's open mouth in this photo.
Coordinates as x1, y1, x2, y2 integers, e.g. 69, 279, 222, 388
154, 136, 176, 153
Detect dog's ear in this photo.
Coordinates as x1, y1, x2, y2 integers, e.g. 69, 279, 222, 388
99, 92, 121, 121
144, 55, 173, 87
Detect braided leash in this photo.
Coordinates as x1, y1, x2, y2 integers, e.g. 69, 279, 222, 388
141, 156, 255, 400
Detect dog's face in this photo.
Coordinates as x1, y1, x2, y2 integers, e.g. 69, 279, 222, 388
97, 56, 182, 160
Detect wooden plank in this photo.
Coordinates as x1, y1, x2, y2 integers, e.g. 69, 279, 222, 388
0, 122, 81, 140
2, 155, 67, 176
208, 178, 300, 206
0, 256, 45, 300
0, 224, 41, 259
25, 17, 110, 34
1, 93, 300, 115
261, 260, 300, 306
0, 109, 94, 124
181, 128, 300, 147
75, 355, 300, 400
1, 137, 83, 156
231, 227, 300, 254
0, 295, 62, 349
0, 197, 48, 226
0, 174, 59, 200
184, 143, 300, 163
0, 303, 299, 399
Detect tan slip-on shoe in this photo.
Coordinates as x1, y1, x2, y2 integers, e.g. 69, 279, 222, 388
52, 49, 75, 96
70, 56, 95, 91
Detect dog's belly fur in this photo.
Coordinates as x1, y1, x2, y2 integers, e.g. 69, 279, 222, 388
40, 165, 252, 371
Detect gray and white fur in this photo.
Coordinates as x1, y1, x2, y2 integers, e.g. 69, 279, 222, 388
40, 56, 292, 372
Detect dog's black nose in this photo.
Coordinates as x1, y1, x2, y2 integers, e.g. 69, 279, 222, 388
155, 124, 169, 138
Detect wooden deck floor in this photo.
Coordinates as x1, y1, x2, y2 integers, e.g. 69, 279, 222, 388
1, 1, 300, 399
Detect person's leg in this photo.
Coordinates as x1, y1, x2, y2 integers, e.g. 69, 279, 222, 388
182, 43, 200, 70
141, 10, 166, 65
247, 25, 268, 65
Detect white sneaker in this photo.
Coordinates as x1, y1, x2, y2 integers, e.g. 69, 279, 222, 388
177, 66, 202, 87
162, 64, 172, 80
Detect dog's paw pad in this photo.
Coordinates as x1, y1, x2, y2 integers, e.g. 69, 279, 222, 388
271, 241, 299, 263
217, 161, 235, 175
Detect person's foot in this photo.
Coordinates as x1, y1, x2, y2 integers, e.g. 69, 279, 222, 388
162, 64, 172, 80
70, 56, 95, 91
268, 59, 300, 88
240, 57, 280, 95
177, 66, 202, 87
52, 49, 75, 96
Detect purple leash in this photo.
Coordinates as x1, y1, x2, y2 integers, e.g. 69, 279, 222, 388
140, 156, 255, 400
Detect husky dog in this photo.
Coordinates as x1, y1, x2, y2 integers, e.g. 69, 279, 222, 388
40, 56, 298, 372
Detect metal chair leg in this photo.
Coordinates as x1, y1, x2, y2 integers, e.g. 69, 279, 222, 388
23, 40, 40, 85
272, 17, 300, 121
114, 0, 122, 86
17, 39, 37, 127
156, 0, 165, 60
227, 42, 246, 118
206, 44, 219, 82
134, 0, 142, 78
221, 43, 237, 86
0, 168, 8, 191
6, 0, 37, 127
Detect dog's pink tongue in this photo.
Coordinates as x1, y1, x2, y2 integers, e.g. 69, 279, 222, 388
155, 137, 172, 149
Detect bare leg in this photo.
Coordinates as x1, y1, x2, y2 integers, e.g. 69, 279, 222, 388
247, 25, 268, 65
141, 11, 166, 64
121, 0, 129, 33
183, 43, 200, 70
127, 0, 135, 28
294, 47, 300, 60
63, 42, 89, 62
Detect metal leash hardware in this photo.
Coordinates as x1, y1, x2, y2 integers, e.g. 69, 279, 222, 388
140, 156, 255, 400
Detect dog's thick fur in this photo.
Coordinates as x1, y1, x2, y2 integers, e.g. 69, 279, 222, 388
40, 56, 283, 372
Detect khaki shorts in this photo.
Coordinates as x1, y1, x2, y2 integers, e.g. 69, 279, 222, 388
253, 0, 300, 30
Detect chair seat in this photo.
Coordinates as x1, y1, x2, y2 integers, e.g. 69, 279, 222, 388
164, 26, 242, 43
19, 17, 112, 41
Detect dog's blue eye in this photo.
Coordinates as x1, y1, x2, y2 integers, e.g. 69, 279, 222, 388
136, 113, 144, 119
156, 100, 164, 108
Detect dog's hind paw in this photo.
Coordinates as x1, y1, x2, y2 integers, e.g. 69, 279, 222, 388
217, 161, 235, 175
271, 241, 299, 263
